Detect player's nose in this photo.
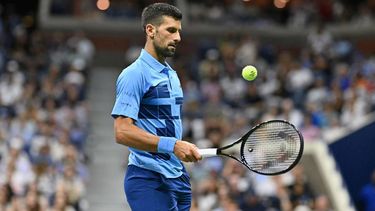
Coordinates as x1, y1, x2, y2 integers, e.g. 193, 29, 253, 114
173, 32, 181, 43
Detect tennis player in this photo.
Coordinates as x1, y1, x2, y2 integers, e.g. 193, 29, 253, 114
111, 3, 201, 211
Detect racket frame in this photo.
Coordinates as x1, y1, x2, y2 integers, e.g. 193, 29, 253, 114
217, 119, 304, 175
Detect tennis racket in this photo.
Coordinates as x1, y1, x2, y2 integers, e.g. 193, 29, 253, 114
198, 120, 304, 175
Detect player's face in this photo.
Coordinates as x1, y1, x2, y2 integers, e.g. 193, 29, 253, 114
152, 16, 181, 58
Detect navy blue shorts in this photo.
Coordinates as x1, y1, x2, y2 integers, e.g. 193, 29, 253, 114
124, 165, 192, 211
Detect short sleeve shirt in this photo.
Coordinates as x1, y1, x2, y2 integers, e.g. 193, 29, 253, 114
111, 49, 184, 178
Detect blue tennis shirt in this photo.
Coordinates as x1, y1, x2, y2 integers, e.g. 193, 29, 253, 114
112, 49, 184, 178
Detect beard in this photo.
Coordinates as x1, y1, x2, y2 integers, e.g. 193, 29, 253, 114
153, 41, 176, 58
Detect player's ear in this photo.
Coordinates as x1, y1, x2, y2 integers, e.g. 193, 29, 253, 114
145, 24, 155, 39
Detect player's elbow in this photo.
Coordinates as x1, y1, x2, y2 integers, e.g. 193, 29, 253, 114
113, 116, 135, 146
114, 125, 130, 146
114, 131, 130, 146
114, 131, 123, 144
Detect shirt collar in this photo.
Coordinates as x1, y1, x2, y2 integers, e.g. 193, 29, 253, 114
139, 49, 172, 73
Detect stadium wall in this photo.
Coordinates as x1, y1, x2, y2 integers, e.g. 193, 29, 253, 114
329, 120, 375, 210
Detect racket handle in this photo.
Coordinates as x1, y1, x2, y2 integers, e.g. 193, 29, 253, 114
198, 148, 218, 157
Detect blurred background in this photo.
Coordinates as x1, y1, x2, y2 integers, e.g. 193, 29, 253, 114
0, 0, 374, 210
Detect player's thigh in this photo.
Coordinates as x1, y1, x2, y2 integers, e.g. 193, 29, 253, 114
124, 166, 178, 211
176, 191, 191, 211
125, 179, 179, 211
126, 181, 177, 211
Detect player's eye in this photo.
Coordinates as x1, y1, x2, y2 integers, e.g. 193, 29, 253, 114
167, 28, 177, 33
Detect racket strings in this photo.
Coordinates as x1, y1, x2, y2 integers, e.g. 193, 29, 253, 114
243, 122, 301, 174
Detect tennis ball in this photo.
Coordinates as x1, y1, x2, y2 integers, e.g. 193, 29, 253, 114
242, 65, 257, 81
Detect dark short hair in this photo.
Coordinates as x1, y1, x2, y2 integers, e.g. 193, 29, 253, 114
141, 3, 182, 31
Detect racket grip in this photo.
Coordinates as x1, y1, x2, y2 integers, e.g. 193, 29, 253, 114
198, 148, 217, 157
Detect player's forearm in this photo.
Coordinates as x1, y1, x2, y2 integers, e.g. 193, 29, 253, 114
114, 117, 200, 161
115, 120, 159, 152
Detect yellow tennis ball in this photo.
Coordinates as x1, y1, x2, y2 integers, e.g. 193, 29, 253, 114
242, 65, 257, 81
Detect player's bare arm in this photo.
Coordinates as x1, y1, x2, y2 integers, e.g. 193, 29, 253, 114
114, 116, 201, 162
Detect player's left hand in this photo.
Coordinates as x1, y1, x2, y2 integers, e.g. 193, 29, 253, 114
174, 140, 202, 162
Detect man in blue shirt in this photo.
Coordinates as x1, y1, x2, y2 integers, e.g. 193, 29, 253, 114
360, 170, 375, 211
111, 3, 201, 210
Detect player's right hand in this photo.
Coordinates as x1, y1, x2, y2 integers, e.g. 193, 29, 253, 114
174, 140, 202, 162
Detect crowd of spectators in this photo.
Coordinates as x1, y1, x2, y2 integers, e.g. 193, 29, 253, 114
0, 9, 94, 211
186, 0, 375, 27
120, 17, 375, 209
51, 0, 375, 28
163, 22, 373, 211
121, 12, 374, 210
3, 0, 375, 211
108, 2, 375, 211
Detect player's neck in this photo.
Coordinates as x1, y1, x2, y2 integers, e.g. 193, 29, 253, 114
144, 42, 166, 64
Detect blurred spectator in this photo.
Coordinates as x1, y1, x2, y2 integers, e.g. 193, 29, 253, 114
300, 114, 321, 140
278, 98, 304, 128
67, 31, 95, 65
0, 4, 93, 209
0, 61, 24, 111
196, 175, 219, 211
220, 67, 246, 108
5, 1, 375, 210
235, 36, 258, 68
56, 163, 85, 210
307, 22, 333, 56
352, 3, 375, 26
288, 166, 315, 208
341, 88, 370, 127
286, 61, 314, 108
307, 77, 328, 104
359, 170, 375, 211
239, 192, 267, 211
313, 195, 333, 211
